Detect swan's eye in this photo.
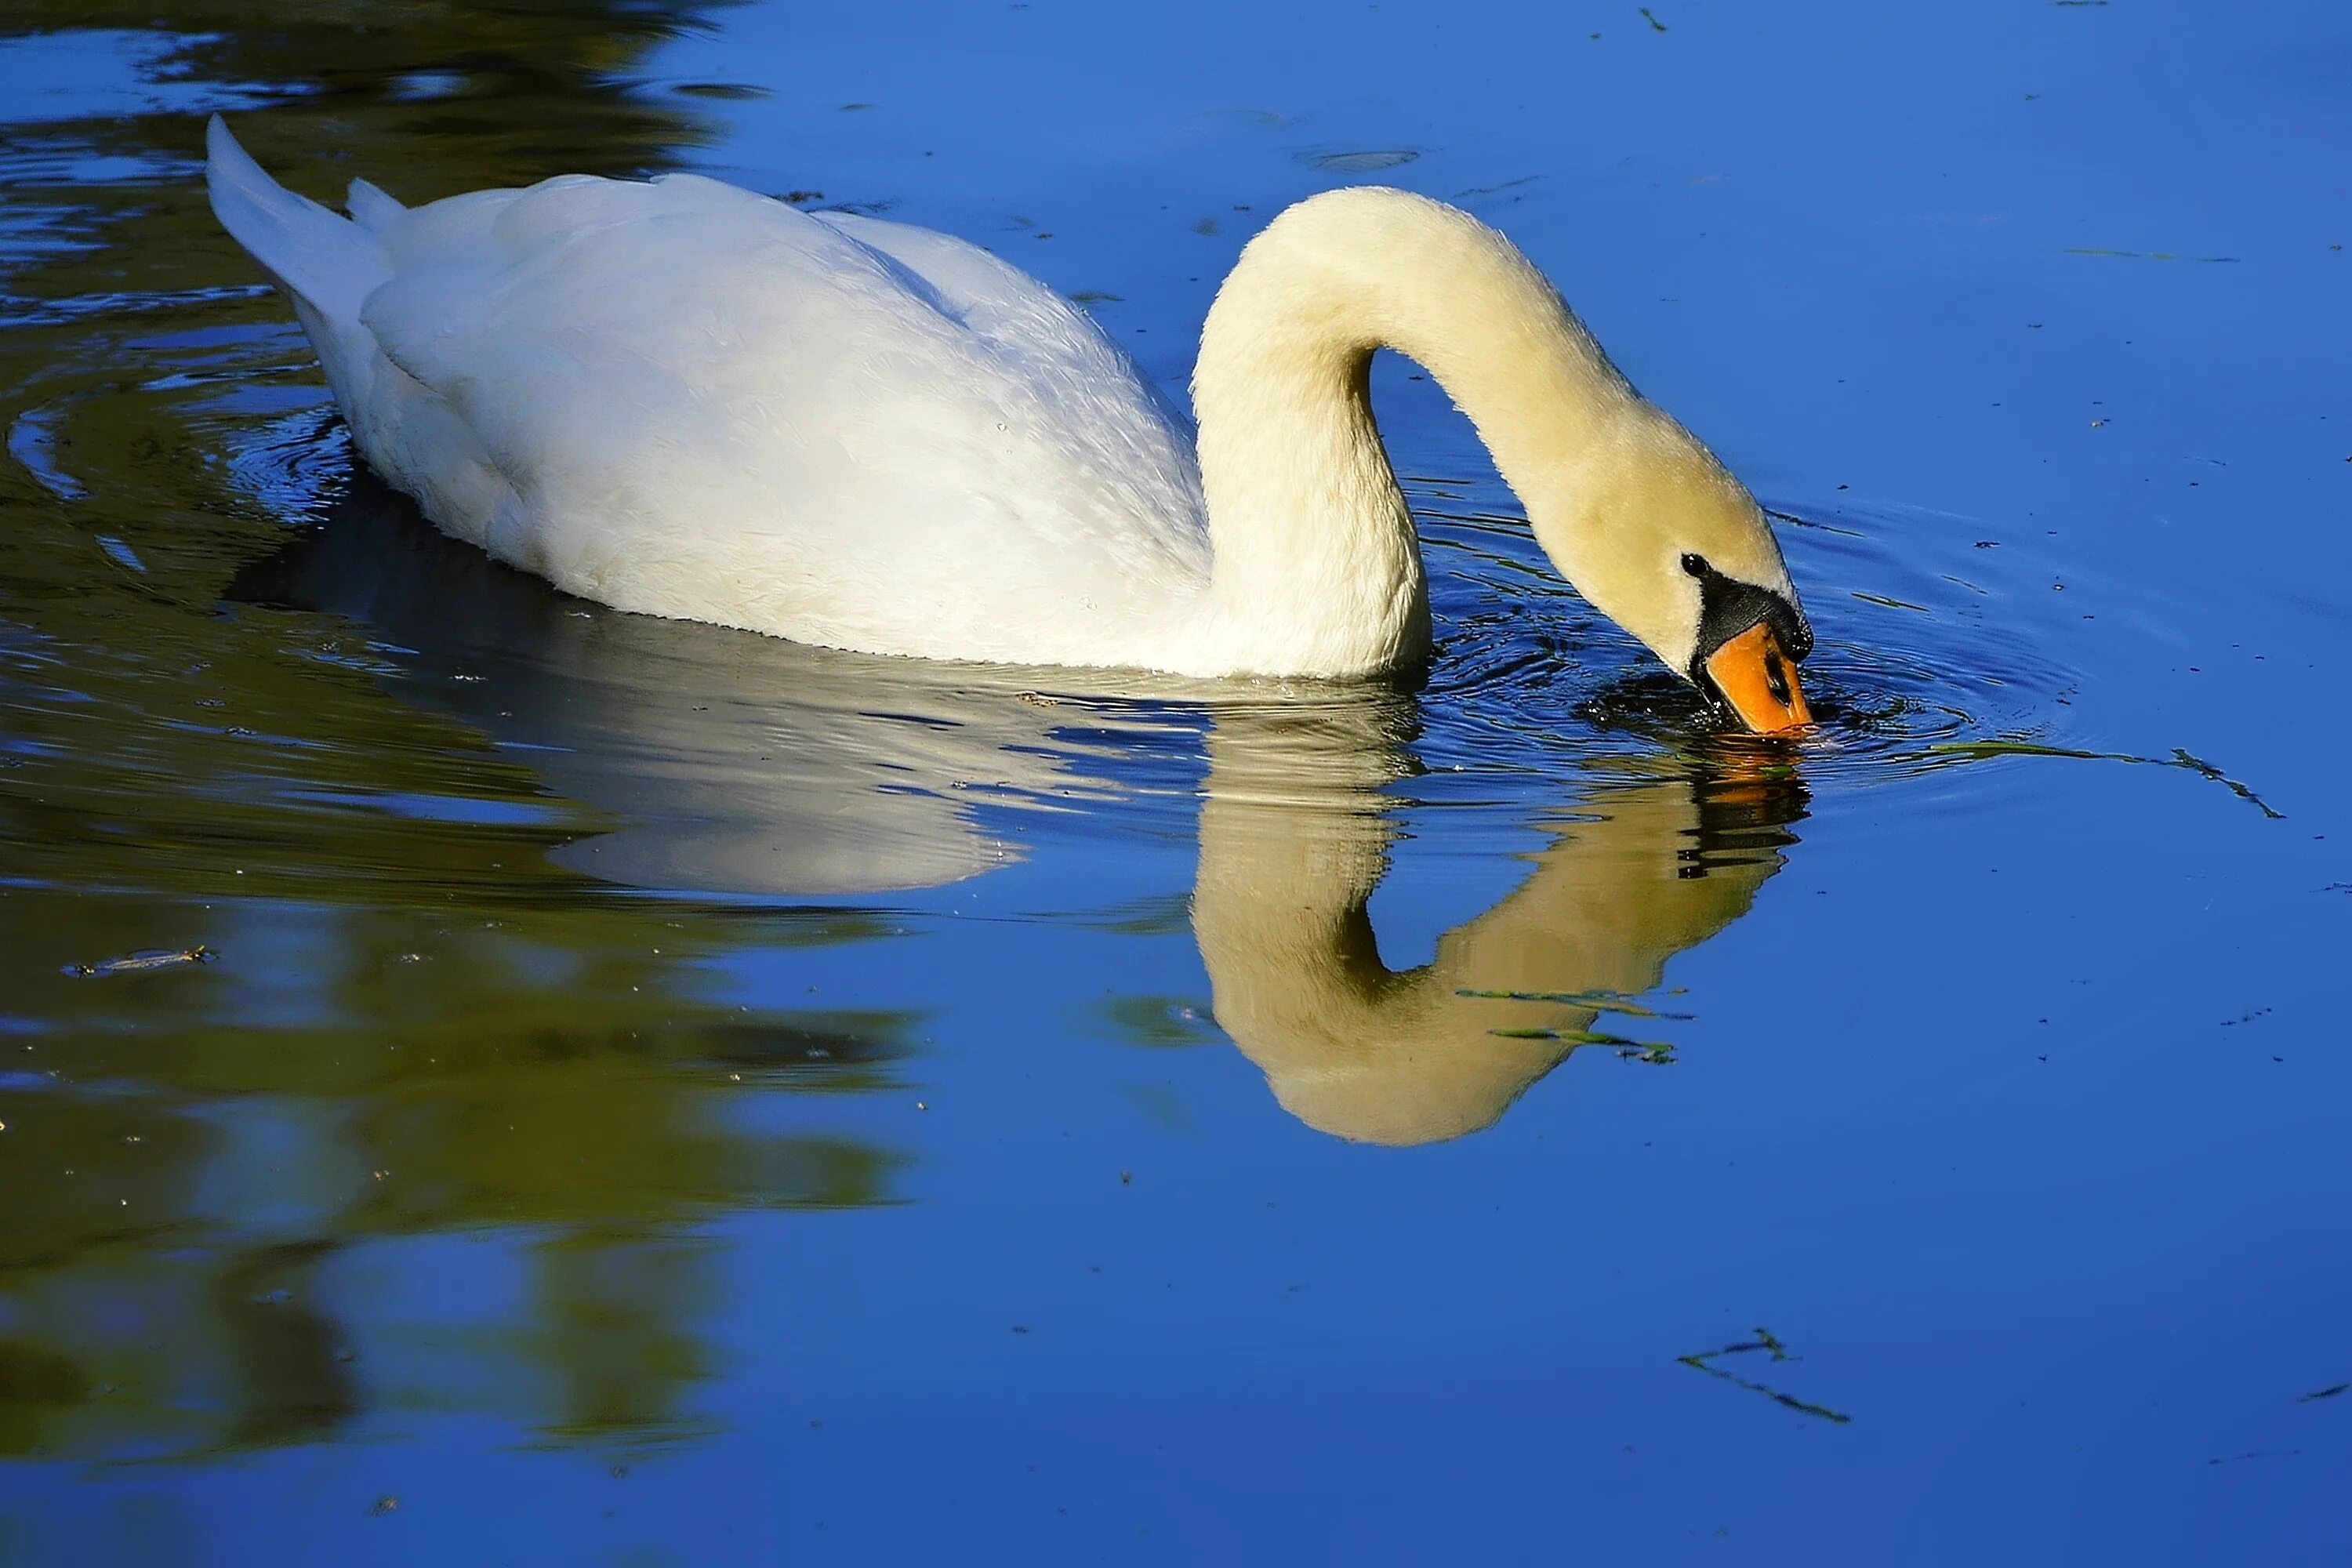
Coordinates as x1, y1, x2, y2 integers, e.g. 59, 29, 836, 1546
1680, 552, 1708, 577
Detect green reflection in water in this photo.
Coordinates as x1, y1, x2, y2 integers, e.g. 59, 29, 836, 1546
0, 0, 910, 1464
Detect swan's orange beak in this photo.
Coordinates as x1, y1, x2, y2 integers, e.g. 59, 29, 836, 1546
1704, 621, 1813, 735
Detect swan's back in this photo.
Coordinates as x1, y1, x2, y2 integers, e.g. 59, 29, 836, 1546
205, 119, 1209, 666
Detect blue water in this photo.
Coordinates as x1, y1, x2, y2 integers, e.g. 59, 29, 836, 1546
2, 2, 2347, 1563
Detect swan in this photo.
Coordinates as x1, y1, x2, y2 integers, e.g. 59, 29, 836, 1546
203, 116, 1813, 731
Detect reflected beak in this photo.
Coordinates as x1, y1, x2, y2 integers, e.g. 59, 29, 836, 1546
1703, 621, 1813, 735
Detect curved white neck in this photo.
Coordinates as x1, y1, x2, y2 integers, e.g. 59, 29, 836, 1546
1188, 188, 1641, 678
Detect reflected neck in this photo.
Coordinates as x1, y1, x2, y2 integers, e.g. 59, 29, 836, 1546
1189, 188, 1637, 678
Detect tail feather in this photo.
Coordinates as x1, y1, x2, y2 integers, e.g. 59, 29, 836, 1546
205, 114, 388, 324
346, 176, 405, 233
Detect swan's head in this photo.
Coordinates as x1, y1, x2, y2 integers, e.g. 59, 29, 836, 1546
1527, 407, 1813, 733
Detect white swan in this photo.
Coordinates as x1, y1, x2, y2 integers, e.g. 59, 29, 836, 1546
204, 116, 1813, 731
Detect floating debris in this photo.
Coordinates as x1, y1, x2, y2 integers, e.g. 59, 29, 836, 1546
2063, 246, 2238, 263
1762, 507, 1868, 539
1306, 149, 1420, 173
1922, 739, 2283, 818
2297, 1381, 2348, 1403
2169, 750, 2285, 818
1454, 175, 1544, 200
1678, 1327, 1852, 1424
1471, 986, 1685, 1060
64, 946, 214, 978
1458, 987, 1694, 1021
1490, 1025, 1617, 1043
1485, 1025, 1674, 1062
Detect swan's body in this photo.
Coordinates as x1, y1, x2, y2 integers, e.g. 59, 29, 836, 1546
205, 118, 1813, 721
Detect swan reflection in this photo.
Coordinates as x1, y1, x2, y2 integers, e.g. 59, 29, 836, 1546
1196, 705, 1802, 1143
233, 469, 1147, 895
234, 473, 1805, 1146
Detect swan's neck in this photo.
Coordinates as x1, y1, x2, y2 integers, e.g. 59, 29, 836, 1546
1189, 189, 1639, 678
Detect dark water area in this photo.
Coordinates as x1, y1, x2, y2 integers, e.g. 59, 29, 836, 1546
2, 2, 2348, 1562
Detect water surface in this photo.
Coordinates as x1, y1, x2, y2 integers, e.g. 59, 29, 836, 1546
2, 2, 2348, 1563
